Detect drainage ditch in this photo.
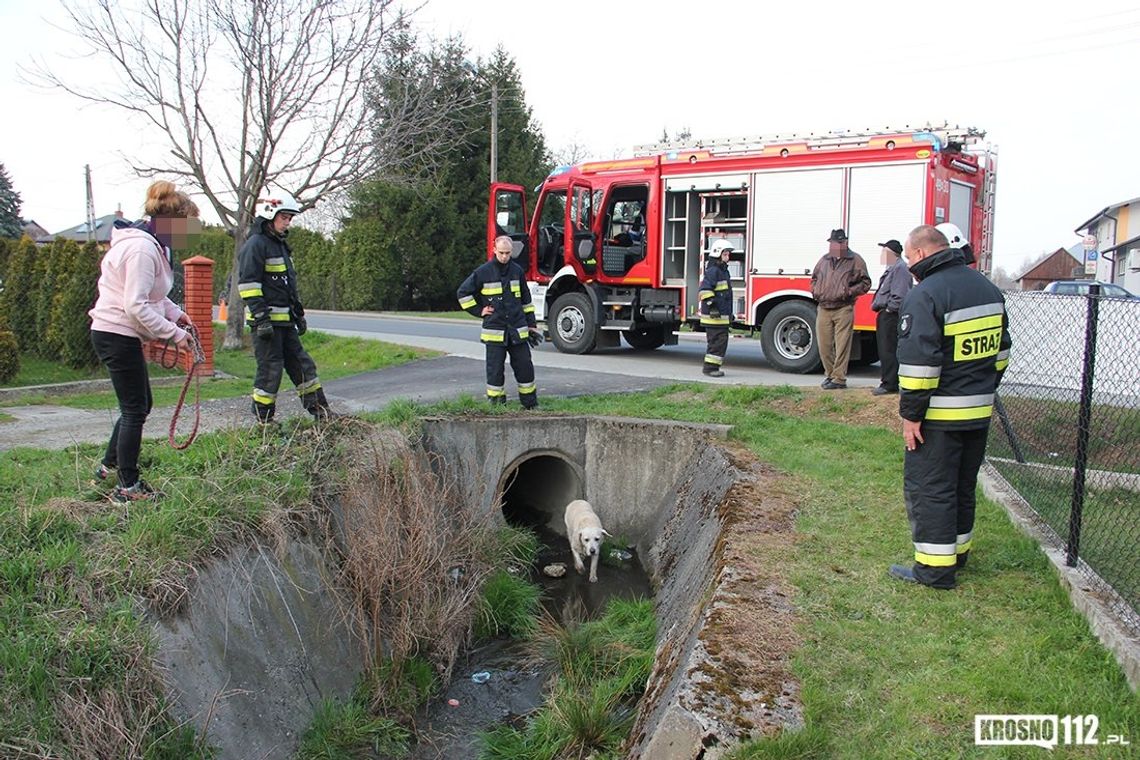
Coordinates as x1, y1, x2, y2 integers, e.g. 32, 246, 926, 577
153, 415, 802, 759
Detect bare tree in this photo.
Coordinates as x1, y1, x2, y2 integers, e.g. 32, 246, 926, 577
551, 137, 591, 167
32, 0, 442, 347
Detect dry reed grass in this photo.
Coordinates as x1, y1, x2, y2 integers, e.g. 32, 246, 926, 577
331, 426, 499, 714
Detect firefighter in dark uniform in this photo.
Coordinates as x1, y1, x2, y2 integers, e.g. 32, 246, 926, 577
890, 224, 1011, 589
699, 239, 734, 377
237, 189, 332, 423
457, 235, 542, 407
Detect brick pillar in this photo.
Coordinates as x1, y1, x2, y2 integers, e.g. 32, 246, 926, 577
181, 256, 215, 376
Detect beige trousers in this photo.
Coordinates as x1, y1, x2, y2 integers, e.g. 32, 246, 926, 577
816, 305, 854, 383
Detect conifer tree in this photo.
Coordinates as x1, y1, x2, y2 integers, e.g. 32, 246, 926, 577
48, 241, 101, 368
0, 163, 23, 239
34, 238, 71, 355
0, 237, 38, 351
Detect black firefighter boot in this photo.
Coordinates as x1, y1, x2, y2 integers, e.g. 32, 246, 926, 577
252, 400, 277, 427
304, 389, 338, 422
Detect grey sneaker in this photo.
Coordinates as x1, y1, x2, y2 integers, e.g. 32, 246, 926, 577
110, 480, 162, 503
94, 463, 115, 482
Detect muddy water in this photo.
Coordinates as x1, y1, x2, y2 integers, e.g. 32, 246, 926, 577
403, 523, 653, 760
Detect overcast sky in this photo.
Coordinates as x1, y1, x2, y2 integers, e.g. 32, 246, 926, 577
2, 0, 1138, 273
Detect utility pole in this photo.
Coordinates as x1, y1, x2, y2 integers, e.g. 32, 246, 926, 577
84, 164, 96, 242
490, 80, 498, 183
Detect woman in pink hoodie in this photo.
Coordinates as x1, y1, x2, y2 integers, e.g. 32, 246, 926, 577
89, 180, 198, 502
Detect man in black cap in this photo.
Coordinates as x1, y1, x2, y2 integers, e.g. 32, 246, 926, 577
810, 228, 870, 389
870, 239, 911, 395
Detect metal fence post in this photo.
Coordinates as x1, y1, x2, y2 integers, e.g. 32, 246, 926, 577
1065, 283, 1100, 566
992, 392, 1026, 464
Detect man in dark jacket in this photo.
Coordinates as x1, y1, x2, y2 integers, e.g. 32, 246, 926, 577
698, 239, 735, 377
811, 228, 871, 389
457, 235, 541, 408
237, 190, 331, 424
870, 239, 912, 395
889, 225, 1011, 589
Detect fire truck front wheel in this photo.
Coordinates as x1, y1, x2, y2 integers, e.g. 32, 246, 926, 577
760, 300, 822, 374
549, 292, 598, 354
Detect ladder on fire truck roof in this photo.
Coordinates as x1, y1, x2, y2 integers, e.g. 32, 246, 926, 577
632, 123, 987, 157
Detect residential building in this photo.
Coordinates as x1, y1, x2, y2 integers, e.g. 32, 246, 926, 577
1074, 196, 1140, 293
1014, 247, 1083, 291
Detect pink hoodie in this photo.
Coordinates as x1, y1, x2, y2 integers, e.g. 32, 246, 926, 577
89, 226, 188, 342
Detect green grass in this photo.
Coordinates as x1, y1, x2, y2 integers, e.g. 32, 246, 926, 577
474, 569, 542, 640
3, 384, 1137, 758
2, 327, 436, 409
478, 597, 655, 760
520, 385, 1139, 760
2, 353, 182, 387
295, 694, 410, 760
0, 411, 14, 423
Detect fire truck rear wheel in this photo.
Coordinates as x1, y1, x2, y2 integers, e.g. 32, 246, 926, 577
622, 325, 666, 350
549, 292, 598, 355
760, 300, 822, 374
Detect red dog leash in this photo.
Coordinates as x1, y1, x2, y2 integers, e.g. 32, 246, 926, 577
163, 324, 205, 450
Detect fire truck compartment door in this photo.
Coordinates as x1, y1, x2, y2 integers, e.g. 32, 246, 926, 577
489, 183, 529, 266
949, 180, 973, 238
846, 162, 928, 286
750, 168, 844, 275
665, 174, 749, 193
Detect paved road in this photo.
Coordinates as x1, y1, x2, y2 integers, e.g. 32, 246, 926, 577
0, 312, 880, 452
306, 310, 880, 390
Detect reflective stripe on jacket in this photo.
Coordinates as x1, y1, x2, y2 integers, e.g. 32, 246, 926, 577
897, 249, 1011, 429
698, 260, 733, 326
237, 220, 303, 324
457, 259, 537, 343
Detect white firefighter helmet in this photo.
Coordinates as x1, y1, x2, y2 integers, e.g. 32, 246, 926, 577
936, 222, 968, 249
254, 190, 302, 221
709, 239, 734, 258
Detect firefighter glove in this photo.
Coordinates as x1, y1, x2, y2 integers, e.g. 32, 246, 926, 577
527, 329, 543, 349
254, 319, 274, 340
296, 317, 307, 336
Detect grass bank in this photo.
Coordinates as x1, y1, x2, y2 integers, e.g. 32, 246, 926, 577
525, 385, 1139, 760
3, 385, 1136, 758
2, 327, 436, 409
0, 420, 335, 756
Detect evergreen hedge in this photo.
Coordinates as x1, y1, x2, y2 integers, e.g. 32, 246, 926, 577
1, 236, 37, 351
34, 238, 70, 355
0, 329, 17, 382
48, 241, 101, 368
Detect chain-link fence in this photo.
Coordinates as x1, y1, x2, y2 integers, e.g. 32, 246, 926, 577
987, 287, 1140, 634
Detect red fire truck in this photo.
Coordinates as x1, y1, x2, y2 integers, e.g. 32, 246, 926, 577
487, 125, 996, 373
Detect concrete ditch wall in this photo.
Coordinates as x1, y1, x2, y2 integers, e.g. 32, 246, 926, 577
154, 416, 797, 759
152, 540, 361, 760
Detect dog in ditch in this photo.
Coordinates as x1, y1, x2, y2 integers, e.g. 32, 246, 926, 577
564, 499, 610, 583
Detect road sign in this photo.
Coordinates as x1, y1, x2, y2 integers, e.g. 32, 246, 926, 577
1082, 234, 1097, 251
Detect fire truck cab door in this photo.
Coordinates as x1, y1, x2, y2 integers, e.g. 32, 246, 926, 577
489, 183, 530, 268
566, 181, 597, 275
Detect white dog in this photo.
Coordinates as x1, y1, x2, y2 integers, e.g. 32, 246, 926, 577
564, 499, 610, 583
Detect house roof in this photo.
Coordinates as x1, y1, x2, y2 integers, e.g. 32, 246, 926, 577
1073, 195, 1140, 234
1014, 247, 1082, 282
1102, 233, 1140, 255
38, 212, 126, 244
20, 219, 48, 240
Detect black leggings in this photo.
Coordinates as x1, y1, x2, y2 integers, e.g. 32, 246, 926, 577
91, 330, 153, 488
